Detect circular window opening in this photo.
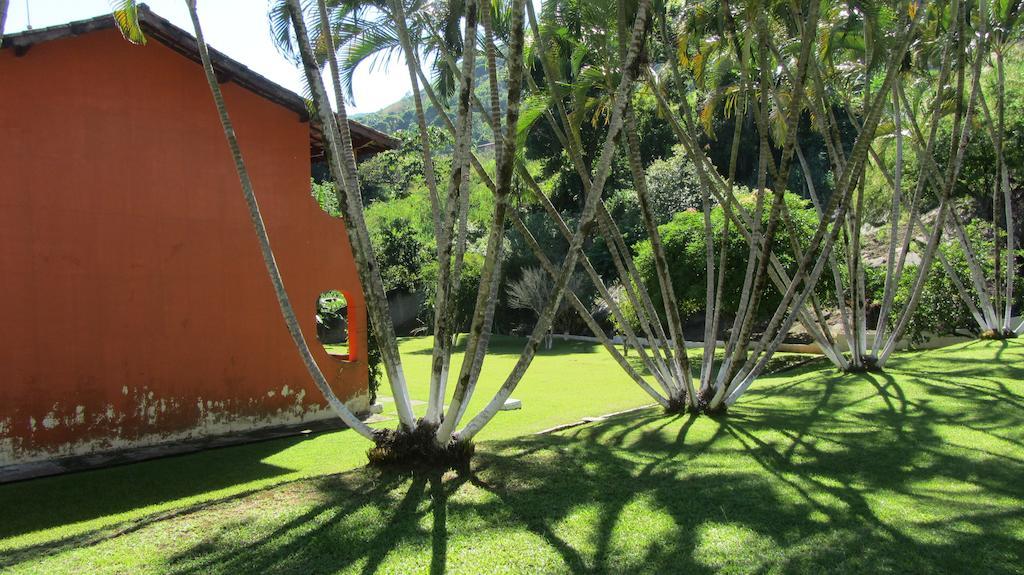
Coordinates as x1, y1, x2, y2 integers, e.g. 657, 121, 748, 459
316, 290, 350, 359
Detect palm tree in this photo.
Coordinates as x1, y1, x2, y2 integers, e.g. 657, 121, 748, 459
910, 0, 1024, 339
811, 0, 978, 366
459, 0, 655, 439
494, 0, 859, 412
642, 0, 928, 409
861, 0, 1009, 366
277, 0, 668, 446
279, 0, 576, 449
271, 0, 503, 431
282, 0, 424, 434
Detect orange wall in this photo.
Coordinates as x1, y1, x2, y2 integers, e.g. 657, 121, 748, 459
0, 30, 368, 465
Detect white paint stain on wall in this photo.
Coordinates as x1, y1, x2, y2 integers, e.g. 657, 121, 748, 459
1, 389, 371, 467
41, 412, 59, 430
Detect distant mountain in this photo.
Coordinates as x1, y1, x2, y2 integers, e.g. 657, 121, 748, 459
352, 92, 431, 134
353, 64, 506, 146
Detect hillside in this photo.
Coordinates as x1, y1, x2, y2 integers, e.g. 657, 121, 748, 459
353, 62, 506, 145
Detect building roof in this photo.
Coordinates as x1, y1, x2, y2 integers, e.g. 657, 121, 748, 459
0, 5, 398, 159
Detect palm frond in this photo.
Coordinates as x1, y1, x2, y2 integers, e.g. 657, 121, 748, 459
338, 21, 403, 103
109, 0, 146, 45
516, 94, 550, 149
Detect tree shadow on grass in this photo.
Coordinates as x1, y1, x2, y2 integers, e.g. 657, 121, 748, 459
0, 434, 311, 548
15, 342, 1024, 574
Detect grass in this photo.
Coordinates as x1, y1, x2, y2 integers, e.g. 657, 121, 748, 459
3, 339, 1023, 573
0, 336, 661, 554
348, 334, 668, 434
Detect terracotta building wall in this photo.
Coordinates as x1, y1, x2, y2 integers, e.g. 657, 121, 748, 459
0, 29, 368, 466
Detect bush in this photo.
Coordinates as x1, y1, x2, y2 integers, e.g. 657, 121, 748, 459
356, 128, 452, 204
419, 251, 486, 334
371, 216, 429, 294
506, 266, 585, 334
311, 179, 341, 217
644, 145, 705, 224
871, 220, 1024, 345
631, 191, 828, 326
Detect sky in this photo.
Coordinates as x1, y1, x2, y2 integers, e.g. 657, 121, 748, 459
3, 0, 412, 115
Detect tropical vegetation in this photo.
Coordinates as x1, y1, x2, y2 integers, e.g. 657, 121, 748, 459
105, 0, 1023, 468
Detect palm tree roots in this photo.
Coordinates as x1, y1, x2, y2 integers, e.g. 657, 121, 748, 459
367, 420, 475, 470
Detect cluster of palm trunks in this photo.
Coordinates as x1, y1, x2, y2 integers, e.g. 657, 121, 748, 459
106, 0, 1021, 465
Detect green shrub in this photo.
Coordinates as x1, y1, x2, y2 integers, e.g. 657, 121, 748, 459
419, 251, 485, 333
371, 216, 429, 294
631, 192, 829, 326
356, 128, 452, 204
311, 179, 341, 217
871, 220, 1024, 344
643, 145, 704, 224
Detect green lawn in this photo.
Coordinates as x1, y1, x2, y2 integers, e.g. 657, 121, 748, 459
3, 339, 1023, 573
351, 334, 668, 435
0, 336, 661, 555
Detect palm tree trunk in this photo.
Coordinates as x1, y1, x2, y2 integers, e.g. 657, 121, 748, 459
285, 0, 417, 430
425, 0, 480, 427
458, 0, 652, 440
885, 76, 950, 326
623, 104, 697, 404
436, 0, 529, 444
725, 4, 821, 386
995, 50, 1017, 333
618, 0, 692, 400
480, 0, 503, 158
911, 211, 988, 327
798, 145, 854, 352
595, 206, 680, 381
725, 3, 925, 398
881, 0, 986, 363
846, 26, 875, 368
184, 0, 374, 439
947, 207, 999, 327
976, 50, 1016, 334
509, 211, 670, 407
747, 46, 847, 366
872, 84, 905, 357
390, 1, 443, 241
703, 105, 745, 389
387, 0, 452, 423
